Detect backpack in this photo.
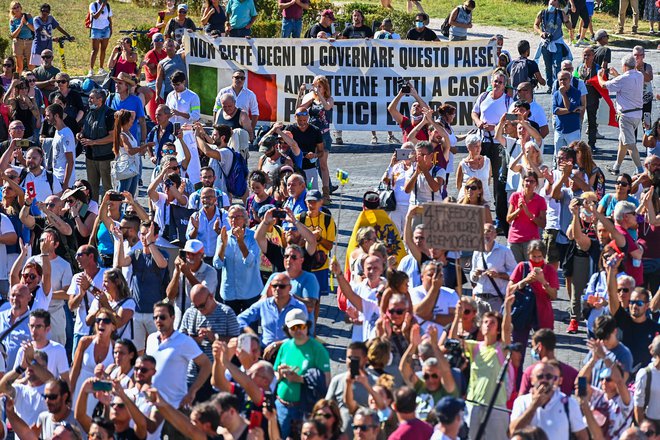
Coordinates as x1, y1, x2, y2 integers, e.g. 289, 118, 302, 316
509, 58, 531, 90
220, 147, 249, 198
86, 1, 110, 29
440, 13, 451, 37
19, 168, 55, 194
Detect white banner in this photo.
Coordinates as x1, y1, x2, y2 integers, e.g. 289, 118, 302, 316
183, 34, 498, 130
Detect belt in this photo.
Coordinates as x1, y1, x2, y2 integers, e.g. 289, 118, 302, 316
15, 38, 32, 40
277, 396, 302, 407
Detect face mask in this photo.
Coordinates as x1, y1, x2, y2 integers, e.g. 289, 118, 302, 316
377, 407, 391, 421
581, 208, 593, 218
530, 259, 544, 268
412, 114, 423, 122
89, 102, 98, 110
548, 5, 556, 11
531, 348, 541, 361
415, 21, 424, 29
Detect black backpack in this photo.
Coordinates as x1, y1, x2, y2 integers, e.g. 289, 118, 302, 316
19, 168, 55, 194
509, 58, 531, 90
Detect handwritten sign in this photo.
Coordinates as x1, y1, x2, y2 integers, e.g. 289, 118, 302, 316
422, 203, 485, 251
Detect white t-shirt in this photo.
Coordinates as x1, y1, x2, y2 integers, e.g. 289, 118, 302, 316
386, 162, 411, 208
13, 341, 70, 379
126, 386, 162, 440
28, 255, 72, 315
14, 383, 46, 427
511, 390, 587, 439
410, 285, 458, 335
17, 167, 62, 203
31, 285, 52, 313
88, 296, 137, 340
0, 213, 15, 280
153, 192, 186, 232
146, 330, 203, 407
476, 92, 510, 135
508, 100, 549, 130
361, 298, 380, 342
67, 268, 107, 335
634, 364, 660, 420
209, 147, 235, 195
406, 164, 447, 205
89, 1, 113, 29
52, 126, 76, 189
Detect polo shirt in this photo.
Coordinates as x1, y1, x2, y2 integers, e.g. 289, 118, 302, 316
186, 207, 230, 257
166, 88, 201, 124
511, 390, 586, 439
216, 86, 259, 118
604, 69, 643, 118
146, 330, 203, 407
260, 270, 320, 301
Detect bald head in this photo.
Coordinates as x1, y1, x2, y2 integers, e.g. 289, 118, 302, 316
190, 284, 213, 312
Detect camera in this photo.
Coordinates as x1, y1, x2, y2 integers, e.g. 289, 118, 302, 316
273, 209, 287, 219
397, 78, 410, 95
444, 338, 464, 369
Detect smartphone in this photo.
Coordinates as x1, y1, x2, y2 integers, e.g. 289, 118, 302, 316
577, 377, 587, 397
263, 391, 275, 412
401, 83, 411, 95
273, 209, 287, 219
505, 113, 518, 121
92, 380, 113, 392
16, 139, 30, 149
249, 410, 263, 429
173, 122, 181, 135
239, 335, 252, 353
349, 357, 360, 378
575, 198, 584, 206
79, 203, 89, 217
178, 249, 186, 259
26, 181, 36, 199
395, 148, 413, 161
108, 193, 124, 202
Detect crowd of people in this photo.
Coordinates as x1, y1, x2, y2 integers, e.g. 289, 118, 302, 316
0, 1, 659, 440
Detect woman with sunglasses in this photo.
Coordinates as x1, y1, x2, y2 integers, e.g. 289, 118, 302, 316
70, 307, 116, 415
456, 135, 492, 205
311, 399, 346, 440
164, 4, 196, 45
52, 72, 84, 123
85, 268, 136, 341
300, 419, 328, 440
10, 236, 51, 312
108, 37, 138, 83
457, 176, 493, 225
3, 77, 40, 139
112, 109, 149, 195
598, 172, 639, 218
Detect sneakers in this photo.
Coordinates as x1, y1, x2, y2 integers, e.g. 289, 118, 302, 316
371, 135, 378, 144
334, 137, 343, 145
387, 134, 400, 144
87, 69, 94, 77
632, 26, 638, 34
97, 67, 108, 75
567, 319, 579, 334
575, 39, 589, 46
606, 164, 620, 176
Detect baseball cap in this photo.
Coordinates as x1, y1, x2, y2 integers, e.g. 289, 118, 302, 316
258, 204, 275, 218
152, 32, 164, 43
305, 189, 323, 202
285, 309, 308, 328
435, 397, 466, 424
183, 239, 204, 254
321, 9, 335, 21
178, 3, 188, 12
595, 29, 608, 41
259, 134, 278, 153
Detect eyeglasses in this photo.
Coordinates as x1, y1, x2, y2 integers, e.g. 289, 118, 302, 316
110, 402, 126, 408
315, 412, 333, 419
153, 314, 169, 321
96, 317, 112, 325
75, 252, 90, 258
617, 287, 630, 293
465, 185, 478, 191
22, 273, 37, 281
353, 425, 376, 432
388, 308, 406, 315
535, 373, 557, 381
290, 324, 307, 331
56, 80, 68, 84
284, 254, 300, 260
42, 393, 60, 400
615, 180, 630, 187
630, 299, 647, 307
423, 373, 439, 380
271, 283, 290, 289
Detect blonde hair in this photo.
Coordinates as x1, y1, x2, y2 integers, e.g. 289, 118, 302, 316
9, 1, 22, 17
312, 75, 331, 99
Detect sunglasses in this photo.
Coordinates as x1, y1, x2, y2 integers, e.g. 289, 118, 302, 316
617, 287, 630, 293
56, 80, 68, 84
465, 185, 478, 191
535, 373, 557, 381
136, 367, 153, 374
22, 273, 37, 281
615, 180, 630, 187
233, 76, 245, 80
42, 393, 60, 400
290, 324, 307, 331
42, 55, 53, 59
27, 78, 36, 83
284, 254, 300, 260
353, 425, 376, 432
295, 112, 309, 117
464, 309, 474, 315
271, 283, 290, 289
643, 431, 656, 437
602, 376, 613, 382
75, 252, 90, 258
423, 373, 439, 380
153, 314, 169, 321
96, 317, 112, 325
302, 432, 318, 437
3, 64, 13, 68
388, 308, 406, 315
630, 299, 647, 307
11, 125, 25, 130
315, 412, 333, 419
492, 80, 504, 84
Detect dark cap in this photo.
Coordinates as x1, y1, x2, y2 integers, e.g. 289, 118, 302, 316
321, 9, 335, 21
259, 134, 278, 153
305, 189, 323, 202
435, 397, 466, 424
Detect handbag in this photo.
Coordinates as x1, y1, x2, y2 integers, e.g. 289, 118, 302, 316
505, 262, 537, 330
378, 182, 396, 211
111, 154, 139, 181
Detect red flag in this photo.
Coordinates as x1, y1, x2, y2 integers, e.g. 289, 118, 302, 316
586, 76, 619, 128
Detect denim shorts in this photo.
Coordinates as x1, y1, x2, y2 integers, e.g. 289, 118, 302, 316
91, 26, 111, 40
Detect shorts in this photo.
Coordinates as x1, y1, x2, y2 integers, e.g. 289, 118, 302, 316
542, 229, 567, 264
30, 52, 42, 66
91, 26, 111, 40
12, 39, 31, 60
586, 2, 594, 15
313, 268, 330, 296
618, 114, 641, 146
132, 312, 158, 352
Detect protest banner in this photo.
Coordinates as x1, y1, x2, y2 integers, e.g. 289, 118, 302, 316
422, 203, 485, 251
183, 34, 498, 130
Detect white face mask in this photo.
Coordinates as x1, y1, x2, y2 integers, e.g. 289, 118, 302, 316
89, 102, 98, 110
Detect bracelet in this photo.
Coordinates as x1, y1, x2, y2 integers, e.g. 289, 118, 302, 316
147, 241, 156, 247
14, 365, 26, 375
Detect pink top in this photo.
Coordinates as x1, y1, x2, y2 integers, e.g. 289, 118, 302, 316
507, 192, 547, 243
510, 262, 559, 329
114, 55, 137, 76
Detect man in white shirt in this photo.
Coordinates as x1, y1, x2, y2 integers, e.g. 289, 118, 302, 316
510, 362, 589, 439
0, 347, 50, 427
403, 141, 445, 206
214, 70, 259, 133
0, 145, 62, 202
146, 301, 211, 408
411, 261, 458, 335
45, 104, 76, 190
165, 71, 201, 125
510, 82, 549, 139
13, 310, 69, 383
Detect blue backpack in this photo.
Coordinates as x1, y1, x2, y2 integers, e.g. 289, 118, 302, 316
220, 147, 249, 198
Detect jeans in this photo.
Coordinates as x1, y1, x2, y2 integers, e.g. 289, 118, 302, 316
229, 27, 252, 37
643, 257, 660, 293
569, 255, 591, 320
276, 398, 304, 439
117, 174, 139, 196
281, 18, 303, 38
541, 46, 563, 86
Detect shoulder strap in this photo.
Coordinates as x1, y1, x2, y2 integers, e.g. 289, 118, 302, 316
45, 171, 54, 192
323, 212, 331, 231
300, 211, 307, 225
481, 252, 504, 299
563, 397, 572, 434
19, 168, 28, 185
0, 315, 28, 345
644, 365, 653, 409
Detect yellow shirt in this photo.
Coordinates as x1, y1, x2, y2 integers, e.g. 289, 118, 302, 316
296, 211, 336, 271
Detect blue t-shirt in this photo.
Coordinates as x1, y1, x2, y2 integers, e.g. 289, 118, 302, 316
598, 193, 639, 217
10, 15, 34, 40
129, 249, 169, 313
106, 94, 145, 141
552, 86, 581, 134
32, 15, 59, 54
226, 0, 257, 29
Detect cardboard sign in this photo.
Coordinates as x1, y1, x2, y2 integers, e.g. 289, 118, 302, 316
422, 203, 485, 251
